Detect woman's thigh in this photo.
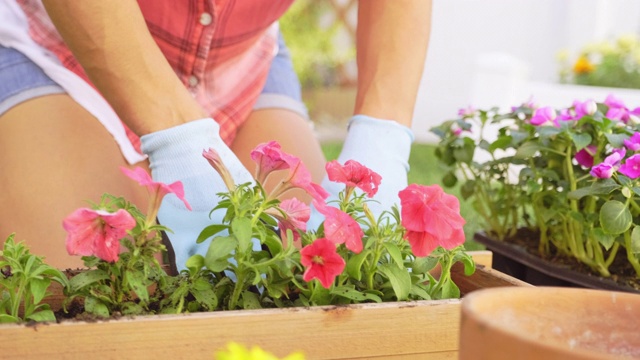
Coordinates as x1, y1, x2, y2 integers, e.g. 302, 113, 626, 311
0, 94, 149, 269
231, 108, 326, 203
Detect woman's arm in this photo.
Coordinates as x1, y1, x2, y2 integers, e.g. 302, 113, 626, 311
354, 0, 432, 127
42, 1, 206, 135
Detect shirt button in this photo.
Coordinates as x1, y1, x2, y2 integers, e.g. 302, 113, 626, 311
188, 75, 199, 87
199, 12, 213, 26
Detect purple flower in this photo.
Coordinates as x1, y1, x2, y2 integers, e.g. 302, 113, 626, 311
573, 99, 597, 118
575, 145, 597, 168
457, 105, 476, 117
624, 132, 640, 152
590, 148, 626, 179
530, 107, 557, 126
620, 154, 640, 179
590, 163, 615, 179
607, 148, 626, 166
604, 94, 640, 123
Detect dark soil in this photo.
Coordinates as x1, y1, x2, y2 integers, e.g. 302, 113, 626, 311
496, 228, 640, 292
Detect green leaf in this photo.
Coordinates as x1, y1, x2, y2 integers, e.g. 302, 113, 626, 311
26, 309, 55, 323
568, 182, 621, 200
600, 200, 632, 235
378, 264, 411, 301
570, 132, 592, 151
346, 252, 368, 281
231, 217, 253, 252
331, 286, 381, 303
488, 135, 512, 152
0, 314, 19, 323
185, 255, 205, 275
631, 226, 640, 254
29, 278, 50, 305
241, 291, 262, 310
605, 133, 629, 148
411, 257, 439, 274
84, 296, 110, 317
69, 269, 110, 291
410, 284, 431, 300
196, 224, 227, 244
204, 236, 237, 272
125, 271, 149, 303
514, 142, 540, 159
592, 228, 616, 251
382, 242, 404, 269
442, 171, 458, 188
439, 280, 460, 299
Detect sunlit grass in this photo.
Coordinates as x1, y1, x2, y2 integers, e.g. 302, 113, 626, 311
321, 142, 484, 250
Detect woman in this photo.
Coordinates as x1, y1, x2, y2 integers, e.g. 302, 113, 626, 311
0, 0, 432, 269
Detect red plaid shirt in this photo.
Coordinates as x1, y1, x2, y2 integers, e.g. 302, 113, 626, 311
17, 0, 293, 151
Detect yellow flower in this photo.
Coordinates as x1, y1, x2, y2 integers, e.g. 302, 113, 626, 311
573, 55, 595, 74
216, 342, 305, 360
617, 34, 639, 52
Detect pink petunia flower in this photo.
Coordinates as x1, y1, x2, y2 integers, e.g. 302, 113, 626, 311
266, 198, 310, 244
300, 238, 345, 288
619, 154, 640, 179
273, 157, 329, 204
325, 160, 382, 198
398, 184, 466, 257
63, 208, 136, 262
202, 148, 236, 192
575, 145, 597, 168
250, 141, 295, 184
120, 166, 191, 210
530, 107, 557, 126
313, 201, 364, 253
624, 132, 640, 152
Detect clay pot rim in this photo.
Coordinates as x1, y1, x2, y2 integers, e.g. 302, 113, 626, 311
461, 287, 640, 360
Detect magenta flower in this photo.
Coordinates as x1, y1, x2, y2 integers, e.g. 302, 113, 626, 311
624, 133, 640, 152
300, 238, 345, 288
554, 108, 576, 125
573, 99, 597, 118
511, 97, 538, 112
620, 154, 640, 179
250, 141, 295, 184
457, 105, 476, 117
325, 160, 382, 198
63, 208, 136, 262
121, 166, 191, 210
575, 145, 597, 168
530, 107, 557, 126
590, 163, 615, 179
590, 149, 626, 179
604, 94, 640, 123
203, 148, 237, 192
314, 201, 364, 253
266, 198, 310, 243
398, 184, 466, 257
273, 157, 329, 204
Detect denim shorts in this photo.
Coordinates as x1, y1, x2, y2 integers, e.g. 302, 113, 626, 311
254, 31, 309, 119
0, 31, 308, 119
0, 45, 65, 115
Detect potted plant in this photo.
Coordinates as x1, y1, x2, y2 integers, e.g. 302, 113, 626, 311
0, 141, 526, 358
432, 95, 640, 292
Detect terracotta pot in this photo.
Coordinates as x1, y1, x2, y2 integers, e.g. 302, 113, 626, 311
459, 287, 640, 360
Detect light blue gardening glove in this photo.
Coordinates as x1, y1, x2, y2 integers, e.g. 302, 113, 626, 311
308, 115, 414, 229
140, 119, 254, 270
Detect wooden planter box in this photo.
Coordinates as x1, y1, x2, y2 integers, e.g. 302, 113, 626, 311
1, 252, 528, 359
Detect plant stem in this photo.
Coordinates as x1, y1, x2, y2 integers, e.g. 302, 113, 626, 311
624, 232, 640, 277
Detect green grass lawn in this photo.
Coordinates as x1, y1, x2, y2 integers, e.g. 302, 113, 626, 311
321, 142, 484, 250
